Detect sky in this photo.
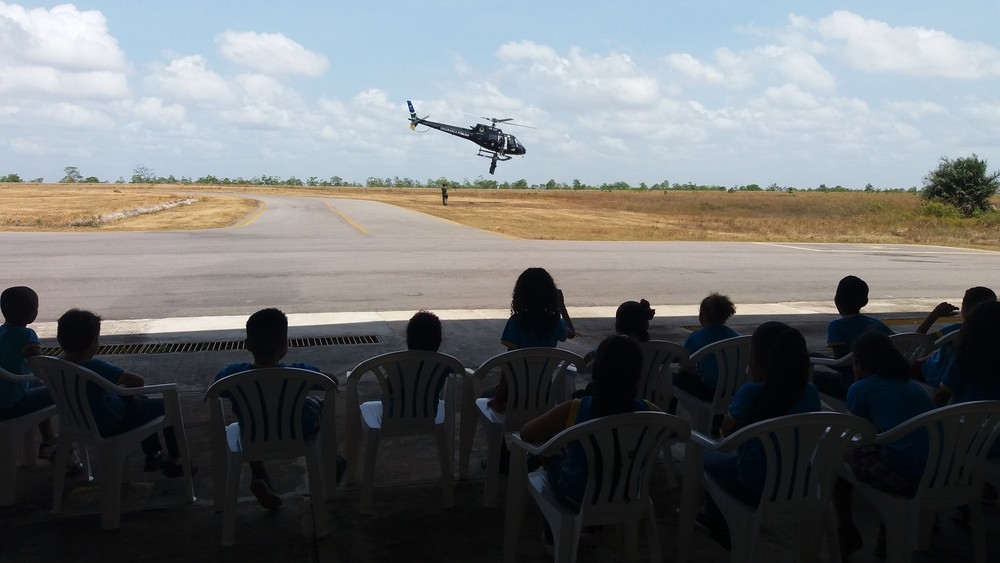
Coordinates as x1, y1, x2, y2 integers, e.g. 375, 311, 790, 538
1, 1, 1000, 189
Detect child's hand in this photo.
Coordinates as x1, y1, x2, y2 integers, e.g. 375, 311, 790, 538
930, 302, 959, 319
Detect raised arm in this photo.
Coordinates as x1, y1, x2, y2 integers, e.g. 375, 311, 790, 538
915, 302, 958, 335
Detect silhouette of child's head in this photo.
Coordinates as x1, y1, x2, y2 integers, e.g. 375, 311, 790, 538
852, 331, 908, 380
961, 286, 996, 318
590, 335, 643, 416
750, 321, 809, 384
406, 310, 442, 352
1, 286, 39, 326
699, 293, 736, 326
615, 299, 655, 342
57, 309, 101, 355
835, 275, 869, 315
511, 267, 559, 314
957, 300, 1000, 390
246, 308, 288, 364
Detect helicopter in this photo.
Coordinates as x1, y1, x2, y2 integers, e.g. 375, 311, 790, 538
407, 100, 527, 174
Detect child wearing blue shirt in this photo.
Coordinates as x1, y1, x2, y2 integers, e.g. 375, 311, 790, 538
672, 293, 739, 414
814, 275, 893, 401
214, 308, 341, 510
914, 286, 995, 387
834, 331, 935, 559
58, 309, 191, 477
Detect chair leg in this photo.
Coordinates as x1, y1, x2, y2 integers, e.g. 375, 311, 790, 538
457, 383, 478, 480
482, 425, 505, 508
644, 505, 662, 563
221, 455, 243, 547
21, 430, 37, 467
435, 428, 454, 509
883, 507, 911, 563
622, 520, 640, 563
969, 501, 987, 563
1, 432, 17, 506
360, 430, 380, 515
553, 515, 580, 563
99, 449, 125, 530
305, 450, 329, 538
824, 507, 842, 563
51, 435, 72, 513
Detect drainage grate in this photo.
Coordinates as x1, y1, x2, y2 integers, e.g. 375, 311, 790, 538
39, 335, 381, 356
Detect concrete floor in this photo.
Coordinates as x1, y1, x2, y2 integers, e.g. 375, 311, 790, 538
1, 312, 997, 562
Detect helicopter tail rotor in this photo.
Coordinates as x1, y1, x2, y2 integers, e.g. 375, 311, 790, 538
406, 100, 429, 130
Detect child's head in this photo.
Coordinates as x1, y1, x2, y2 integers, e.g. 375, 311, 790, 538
406, 310, 442, 351
957, 300, 1000, 391
615, 299, 655, 342
834, 275, 869, 315
57, 309, 101, 356
1, 286, 39, 326
749, 321, 810, 385
851, 331, 908, 380
245, 308, 288, 364
590, 334, 643, 416
511, 267, 559, 315
698, 293, 735, 327
961, 286, 996, 318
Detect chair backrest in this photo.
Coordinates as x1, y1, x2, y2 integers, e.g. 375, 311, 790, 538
346, 350, 465, 433
474, 347, 584, 429
932, 329, 960, 352
689, 335, 752, 413
636, 340, 687, 408
204, 367, 338, 458
890, 332, 936, 362
720, 412, 875, 517
880, 401, 1000, 503
541, 411, 690, 519
27, 356, 114, 442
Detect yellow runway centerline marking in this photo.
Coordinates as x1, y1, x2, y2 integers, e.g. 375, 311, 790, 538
325, 202, 368, 234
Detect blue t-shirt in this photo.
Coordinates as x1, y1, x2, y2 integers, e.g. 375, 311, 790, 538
0, 324, 39, 408
684, 325, 739, 388
921, 323, 960, 387
556, 396, 653, 504
76, 358, 126, 434
500, 314, 567, 350
826, 314, 893, 351
941, 363, 1000, 457
728, 382, 822, 493
214, 362, 323, 435
847, 375, 935, 476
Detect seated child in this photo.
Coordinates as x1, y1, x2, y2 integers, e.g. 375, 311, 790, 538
914, 286, 995, 387
697, 322, 821, 549
814, 275, 893, 400
0, 286, 81, 471
214, 307, 343, 510
673, 292, 739, 403
407, 309, 443, 352
578, 298, 655, 395
520, 334, 657, 551
57, 309, 191, 477
834, 331, 935, 558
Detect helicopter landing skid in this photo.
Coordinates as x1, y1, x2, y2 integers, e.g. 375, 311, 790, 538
477, 149, 511, 175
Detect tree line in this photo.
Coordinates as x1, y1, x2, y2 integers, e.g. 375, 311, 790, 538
1, 155, 997, 218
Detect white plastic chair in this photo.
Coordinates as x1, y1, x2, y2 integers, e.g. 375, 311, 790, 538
673, 335, 752, 435
505, 411, 691, 563
344, 350, 465, 514
204, 367, 339, 546
843, 400, 1000, 563
458, 347, 584, 507
681, 412, 875, 563
0, 366, 58, 506
930, 328, 960, 353
637, 340, 687, 487
28, 356, 195, 530
889, 332, 936, 363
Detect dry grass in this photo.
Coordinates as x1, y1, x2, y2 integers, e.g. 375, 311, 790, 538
3, 183, 1000, 249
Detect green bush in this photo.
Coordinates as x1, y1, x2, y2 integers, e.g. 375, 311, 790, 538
922, 155, 1000, 217
918, 200, 962, 219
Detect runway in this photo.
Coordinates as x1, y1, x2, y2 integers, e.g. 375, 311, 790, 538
2, 194, 998, 324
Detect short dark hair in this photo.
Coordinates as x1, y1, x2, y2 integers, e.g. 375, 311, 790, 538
852, 331, 909, 380
835, 275, 869, 313
615, 299, 655, 342
406, 310, 442, 351
57, 309, 102, 353
700, 293, 736, 325
245, 308, 288, 359
1, 286, 38, 325
962, 286, 996, 313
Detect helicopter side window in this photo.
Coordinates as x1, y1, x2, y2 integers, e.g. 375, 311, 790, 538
476, 125, 485, 133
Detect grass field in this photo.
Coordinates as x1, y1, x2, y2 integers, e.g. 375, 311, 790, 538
2, 183, 999, 249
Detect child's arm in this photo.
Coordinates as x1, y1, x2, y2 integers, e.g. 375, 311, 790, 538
720, 413, 742, 437
830, 343, 849, 359
557, 289, 576, 339
23, 342, 41, 358
520, 401, 573, 443
118, 371, 146, 388
933, 386, 952, 408
915, 302, 958, 334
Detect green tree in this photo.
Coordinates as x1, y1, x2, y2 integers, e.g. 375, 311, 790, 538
60, 166, 82, 183
0, 173, 22, 182
131, 165, 155, 184
922, 154, 1000, 216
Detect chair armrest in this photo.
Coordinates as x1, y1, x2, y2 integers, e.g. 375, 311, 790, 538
509, 432, 549, 458
689, 430, 720, 450
116, 383, 177, 396
0, 371, 39, 383
811, 356, 849, 368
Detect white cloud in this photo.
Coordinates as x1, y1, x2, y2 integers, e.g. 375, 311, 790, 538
886, 100, 948, 120
144, 55, 235, 106
793, 10, 1000, 79
216, 30, 328, 77
0, 2, 128, 99
130, 97, 189, 130
497, 41, 659, 107
665, 45, 833, 91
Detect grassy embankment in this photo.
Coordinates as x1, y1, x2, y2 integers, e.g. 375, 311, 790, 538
2, 183, 999, 249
